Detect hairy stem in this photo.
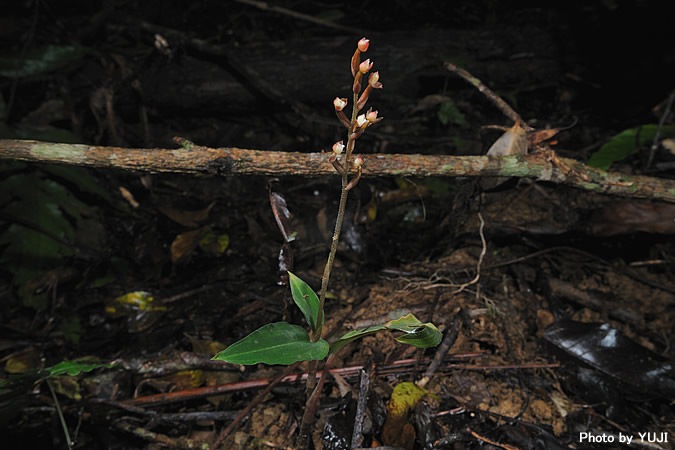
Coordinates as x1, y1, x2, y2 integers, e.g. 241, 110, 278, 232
304, 91, 359, 404
315, 91, 359, 338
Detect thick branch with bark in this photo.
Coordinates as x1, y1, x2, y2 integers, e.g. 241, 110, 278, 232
2, 139, 674, 203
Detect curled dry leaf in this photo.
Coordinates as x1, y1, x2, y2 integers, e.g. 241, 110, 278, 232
269, 192, 296, 243
487, 119, 528, 156
480, 119, 528, 190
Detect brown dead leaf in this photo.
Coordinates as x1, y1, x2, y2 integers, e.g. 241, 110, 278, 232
170, 226, 211, 262
487, 119, 527, 156
527, 128, 561, 147
159, 202, 215, 228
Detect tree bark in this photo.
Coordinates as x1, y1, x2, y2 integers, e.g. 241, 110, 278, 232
2, 139, 674, 203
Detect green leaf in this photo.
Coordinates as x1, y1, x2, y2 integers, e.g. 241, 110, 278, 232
288, 272, 322, 332
212, 322, 329, 365
385, 313, 426, 332
331, 313, 442, 354
331, 324, 388, 355
588, 124, 675, 170
46, 360, 114, 377
388, 313, 443, 348
394, 324, 443, 348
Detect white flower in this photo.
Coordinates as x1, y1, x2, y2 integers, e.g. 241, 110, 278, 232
356, 114, 367, 128
332, 141, 345, 155
333, 97, 347, 111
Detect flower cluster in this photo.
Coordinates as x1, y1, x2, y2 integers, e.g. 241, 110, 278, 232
330, 37, 383, 188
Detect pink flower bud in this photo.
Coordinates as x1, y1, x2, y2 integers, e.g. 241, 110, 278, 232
332, 141, 345, 155
366, 109, 379, 123
333, 97, 348, 111
359, 59, 373, 74
369, 71, 382, 88
356, 114, 367, 128
358, 38, 369, 52
353, 155, 364, 168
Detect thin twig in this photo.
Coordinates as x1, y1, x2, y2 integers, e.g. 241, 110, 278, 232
418, 313, 462, 388
350, 366, 372, 448
467, 428, 519, 450
445, 62, 533, 131
122, 354, 555, 407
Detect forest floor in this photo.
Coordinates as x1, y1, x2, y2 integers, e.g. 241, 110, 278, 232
1, 1, 674, 449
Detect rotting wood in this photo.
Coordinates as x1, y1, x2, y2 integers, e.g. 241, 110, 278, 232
2, 139, 675, 203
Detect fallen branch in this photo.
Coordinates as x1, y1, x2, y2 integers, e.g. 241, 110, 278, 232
2, 139, 674, 203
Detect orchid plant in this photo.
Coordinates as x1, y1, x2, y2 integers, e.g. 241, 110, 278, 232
212, 38, 441, 439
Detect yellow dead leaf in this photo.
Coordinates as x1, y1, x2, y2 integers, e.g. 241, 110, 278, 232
4, 348, 41, 374
50, 376, 82, 400
105, 291, 167, 332
199, 232, 229, 256
185, 334, 226, 356
381, 382, 437, 449
106, 291, 166, 314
